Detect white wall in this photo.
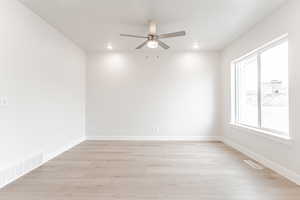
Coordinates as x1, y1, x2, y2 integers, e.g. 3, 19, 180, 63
0, 0, 86, 169
221, 0, 300, 176
87, 51, 220, 140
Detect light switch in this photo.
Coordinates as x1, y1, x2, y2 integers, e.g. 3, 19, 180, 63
0, 97, 8, 106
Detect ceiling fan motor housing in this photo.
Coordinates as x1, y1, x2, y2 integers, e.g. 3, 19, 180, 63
148, 34, 158, 41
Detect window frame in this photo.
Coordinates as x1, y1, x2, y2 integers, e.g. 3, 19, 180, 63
231, 35, 290, 138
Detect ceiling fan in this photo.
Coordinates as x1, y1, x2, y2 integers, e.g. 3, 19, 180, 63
120, 20, 186, 49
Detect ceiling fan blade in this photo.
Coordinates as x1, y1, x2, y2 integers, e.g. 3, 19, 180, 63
120, 34, 148, 39
158, 31, 186, 39
136, 40, 148, 49
149, 20, 157, 35
157, 40, 170, 49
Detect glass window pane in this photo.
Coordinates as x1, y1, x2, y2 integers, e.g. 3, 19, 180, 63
260, 41, 289, 134
236, 56, 258, 127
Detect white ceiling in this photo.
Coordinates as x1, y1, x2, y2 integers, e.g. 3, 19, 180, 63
19, 0, 287, 52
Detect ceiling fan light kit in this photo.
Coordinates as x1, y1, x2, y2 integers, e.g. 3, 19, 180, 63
147, 40, 158, 48
120, 20, 186, 50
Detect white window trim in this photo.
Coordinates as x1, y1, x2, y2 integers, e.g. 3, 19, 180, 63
230, 34, 291, 141
228, 123, 292, 145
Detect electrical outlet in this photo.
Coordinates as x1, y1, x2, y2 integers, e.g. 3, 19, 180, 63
152, 127, 160, 133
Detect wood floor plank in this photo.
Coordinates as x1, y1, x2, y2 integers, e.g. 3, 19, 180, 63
0, 141, 299, 200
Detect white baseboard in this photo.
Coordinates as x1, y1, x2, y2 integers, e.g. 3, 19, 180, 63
43, 136, 85, 163
86, 135, 221, 141
222, 137, 300, 186
0, 136, 85, 189
0, 153, 43, 189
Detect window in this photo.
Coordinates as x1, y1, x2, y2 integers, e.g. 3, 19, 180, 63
232, 36, 289, 137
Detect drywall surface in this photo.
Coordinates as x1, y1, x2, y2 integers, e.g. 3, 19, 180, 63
87, 51, 221, 140
221, 0, 300, 175
0, 0, 86, 169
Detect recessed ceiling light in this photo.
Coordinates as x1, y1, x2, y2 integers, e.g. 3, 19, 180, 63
193, 43, 199, 49
107, 44, 113, 50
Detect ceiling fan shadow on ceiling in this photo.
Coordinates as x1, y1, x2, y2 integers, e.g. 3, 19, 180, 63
120, 20, 186, 50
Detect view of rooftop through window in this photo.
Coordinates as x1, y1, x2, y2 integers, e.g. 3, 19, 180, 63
233, 38, 289, 135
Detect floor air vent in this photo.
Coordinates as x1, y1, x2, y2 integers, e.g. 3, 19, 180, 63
244, 159, 264, 170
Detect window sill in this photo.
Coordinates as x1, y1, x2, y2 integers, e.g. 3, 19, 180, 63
228, 123, 293, 145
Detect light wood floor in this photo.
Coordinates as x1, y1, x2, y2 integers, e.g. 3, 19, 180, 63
1, 141, 300, 200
